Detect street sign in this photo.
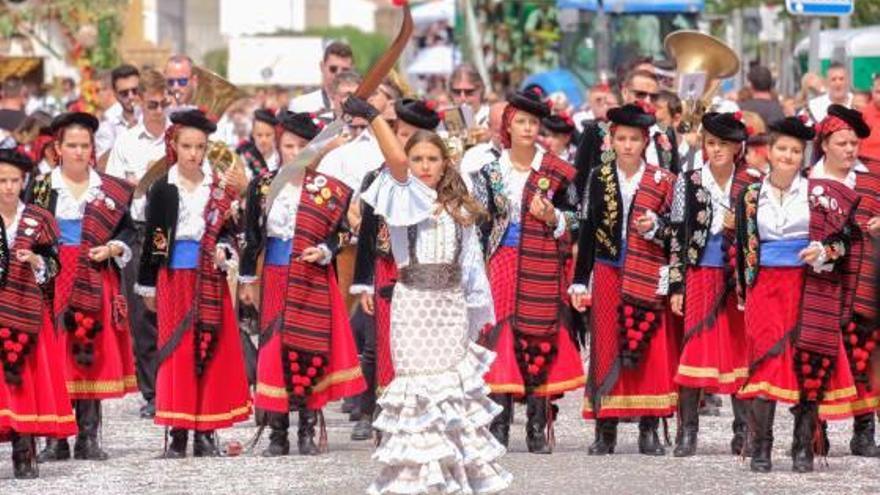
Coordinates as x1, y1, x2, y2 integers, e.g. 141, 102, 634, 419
785, 0, 854, 16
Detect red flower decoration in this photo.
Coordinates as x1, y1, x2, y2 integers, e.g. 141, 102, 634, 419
733, 111, 743, 121
424, 100, 437, 111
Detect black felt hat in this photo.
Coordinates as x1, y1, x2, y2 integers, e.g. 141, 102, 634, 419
702, 112, 748, 143
826, 104, 870, 139
170, 109, 217, 134
50, 112, 99, 134
607, 103, 656, 129
542, 114, 575, 135
509, 87, 551, 119
0, 148, 34, 173
395, 98, 441, 130
254, 108, 278, 126
277, 110, 320, 141
768, 116, 816, 142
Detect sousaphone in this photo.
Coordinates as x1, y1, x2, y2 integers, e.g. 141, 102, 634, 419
135, 66, 249, 198
664, 30, 740, 132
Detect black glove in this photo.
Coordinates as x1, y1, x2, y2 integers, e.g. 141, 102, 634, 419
343, 96, 380, 123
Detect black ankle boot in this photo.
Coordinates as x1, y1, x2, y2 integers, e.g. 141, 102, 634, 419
298, 408, 320, 455
262, 412, 291, 457
525, 396, 552, 454
588, 418, 618, 455
73, 400, 108, 461
850, 413, 880, 457
164, 428, 188, 459
791, 403, 816, 473
193, 430, 221, 457
730, 397, 751, 456
749, 398, 775, 473
638, 417, 666, 455
674, 388, 700, 457
36, 438, 71, 463
488, 394, 512, 448
12, 434, 38, 479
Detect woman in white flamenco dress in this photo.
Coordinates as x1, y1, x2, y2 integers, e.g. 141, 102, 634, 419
345, 95, 512, 495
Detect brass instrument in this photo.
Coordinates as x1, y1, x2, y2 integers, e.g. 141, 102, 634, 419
0, 56, 41, 82
136, 66, 248, 198
664, 30, 740, 133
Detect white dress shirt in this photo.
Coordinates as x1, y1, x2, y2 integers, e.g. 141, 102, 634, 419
317, 130, 385, 191
756, 174, 810, 241
105, 120, 168, 182
167, 162, 214, 241
95, 102, 141, 158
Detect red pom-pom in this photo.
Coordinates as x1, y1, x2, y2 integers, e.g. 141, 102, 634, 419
539, 342, 551, 354
817, 369, 826, 378
311, 356, 323, 367
11, 343, 21, 353
522, 353, 530, 363
820, 358, 831, 368
293, 385, 305, 395
628, 340, 639, 350
638, 321, 650, 332
16, 333, 28, 345
82, 317, 95, 330
0, 328, 10, 339
306, 367, 317, 377
533, 356, 545, 366
74, 328, 87, 339
644, 312, 656, 323
807, 391, 818, 401
847, 322, 857, 333
624, 318, 635, 329
801, 364, 812, 375
199, 341, 208, 351
856, 361, 867, 371
849, 334, 859, 345
527, 364, 539, 375
626, 329, 639, 340
3, 340, 13, 351
202, 332, 212, 343
289, 363, 298, 372
623, 306, 634, 316
74, 312, 84, 324
518, 339, 528, 350
865, 341, 876, 351
288, 351, 299, 361
6, 352, 18, 363
800, 352, 810, 362
200, 350, 207, 360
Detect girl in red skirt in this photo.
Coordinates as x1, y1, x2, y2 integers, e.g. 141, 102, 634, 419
571, 103, 678, 456
136, 109, 251, 457
667, 112, 758, 457
0, 149, 76, 478
469, 88, 584, 454
735, 115, 858, 473
28, 112, 137, 462
808, 104, 880, 455
239, 110, 364, 456
349, 98, 441, 441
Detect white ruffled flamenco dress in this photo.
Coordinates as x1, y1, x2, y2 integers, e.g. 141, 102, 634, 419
362, 170, 512, 494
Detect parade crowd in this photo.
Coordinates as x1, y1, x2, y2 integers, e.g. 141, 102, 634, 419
1, 33, 880, 494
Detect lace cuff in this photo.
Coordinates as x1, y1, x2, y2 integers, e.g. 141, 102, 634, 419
31, 257, 47, 285
239, 275, 259, 285
349, 284, 375, 296
215, 243, 239, 273
108, 240, 132, 268
316, 243, 333, 266
641, 210, 661, 240
568, 284, 588, 295
134, 283, 156, 297
552, 208, 566, 239
807, 240, 834, 273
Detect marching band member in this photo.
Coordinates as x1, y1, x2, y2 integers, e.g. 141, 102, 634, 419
0, 149, 75, 478
570, 103, 678, 456
471, 88, 585, 454
735, 115, 858, 473
239, 110, 364, 456
136, 109, 251, 457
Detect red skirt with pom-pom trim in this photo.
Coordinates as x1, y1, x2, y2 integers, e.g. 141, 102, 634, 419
674, 266, 748, 394
737, 267, 856, 415
54, 246, 137, 399
154, 268, 251, 431
254, 265, 365, 413
374, 256, 397, 391
0, 309, 77, 440
583, 262, 677, 419
482, 246, 585, 397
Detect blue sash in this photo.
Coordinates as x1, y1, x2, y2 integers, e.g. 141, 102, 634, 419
169, 240, 201, 270
760, 239, 809, 267
500, 223, 521, 247
265, 237, 292, 266
58, 219, 82, 246
698, 234, 725, 268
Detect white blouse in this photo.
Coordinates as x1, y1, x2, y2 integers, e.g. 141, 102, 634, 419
265, 182, 302, 240
497, 148, 565, 237
809, 158, 866, 190
168, 161, 214, 241
616, 161, 646, 241
362, 169, 495, 338
757, 174, 810, 241
701, 167, 733, 236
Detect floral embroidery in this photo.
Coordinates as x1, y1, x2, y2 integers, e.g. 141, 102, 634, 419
598, 122, 616, 166
31, 174, 52, 210
597, 163, 619, 257
742, 184, 761, 286
152, 228, 168, 256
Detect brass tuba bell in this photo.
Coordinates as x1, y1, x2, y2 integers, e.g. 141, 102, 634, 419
664, 30, 740, 132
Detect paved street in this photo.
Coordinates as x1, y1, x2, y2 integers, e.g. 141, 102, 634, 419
2, 393, 879, 494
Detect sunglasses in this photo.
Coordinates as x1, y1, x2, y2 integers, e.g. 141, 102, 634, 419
452, 87, 479, 97
631, 89, 659, 102
117, 87, 139, 98
166, 77, 189, 88
145, 99, 170, 111
327, 65, 348, 75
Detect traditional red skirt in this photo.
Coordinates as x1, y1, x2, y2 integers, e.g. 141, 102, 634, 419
737, 267, 856, 414
254, 265, 365, 413
483, 246, 585, 397
583, 262, 677, 419
0, 310, 77, 440
55, 246, 137, 399
155, 268, 251, 430
820, 330, 880, 420
674, 267, 748, 394
374, 256, 397, 391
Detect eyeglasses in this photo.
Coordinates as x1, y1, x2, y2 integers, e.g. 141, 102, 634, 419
451, 87, 480, 97
166, 77, 189, 88
631, 89, 659, 102
117, 87, 139, 98
145, 99, 170, 111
